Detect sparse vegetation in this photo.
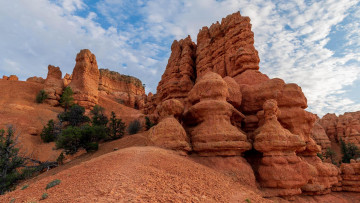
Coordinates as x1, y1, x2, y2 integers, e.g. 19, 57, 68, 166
40, 119, 58, 143
0, 126, 25, 194
145, 116, 155, 130
91, 105, 108, 127
36, 90, 48, 103
317, 152, 324, 161
325, 147, 337, 165
108, 111, 125, 140
59, 105, 90, 127
340, 139, 360, 163
41, 192, 48, 200
56, 152, 65, 165
59, 86, 74, 112
127, 119, 141, 135
45, 179, 61, 190
21, 184, 29, 190
245, 198, 251, 203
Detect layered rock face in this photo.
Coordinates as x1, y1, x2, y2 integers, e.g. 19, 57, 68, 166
156, 36, 196, 105
68, 49, 100, 109
341, 159, 360, 192
311, 120, 331, 152
253, 99, 310, 197
184, 72, 251, 156
99, 69, 145, 109
44, 65, 64, 106
196, 12, 260, 78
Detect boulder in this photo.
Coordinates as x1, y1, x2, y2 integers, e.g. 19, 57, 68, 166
148, 116, 191, 155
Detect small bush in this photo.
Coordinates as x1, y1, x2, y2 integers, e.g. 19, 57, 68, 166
57, 152, 65, 165
60, 87, 74, 112
127, 119, 141, 135
245, 199, 251, 203
36, 90, 48, 103
91, 105, 108, 127
84, 142, 98, 152
145, 116, 155, 130
56, 125, 106, 154
325, 147, 337, 165
108, 111, 125, 140
317, 153, 324, 161
56, 126, 82, 154
21, 184, 29, 190
59, 105, 90, 127
41, 192, 48, 200
340, 139, 360, 163
45, 179, 61, 189
40, 119, 57, 143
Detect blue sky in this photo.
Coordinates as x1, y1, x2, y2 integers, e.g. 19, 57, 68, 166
0, 0, 359, 117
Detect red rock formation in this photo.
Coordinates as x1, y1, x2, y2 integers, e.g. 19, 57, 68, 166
63, 73, 72, 87
196, 12, 260, 78
99, 69, 145, 109
311, 120, 331, 152
68, 49, 100, 109
319, 113, 338, 141
341, 159, 360, 192
148, 116, 191, 155
253, 99, 310, 197
156, 36, 196, 106
2, 75, 19, 81
301, 156, 340, 195
184, 72, 251, 156
149, 99, 191, 154
44, 65, 63, 106
26, 76, 45, 84
319, 112, 360, 148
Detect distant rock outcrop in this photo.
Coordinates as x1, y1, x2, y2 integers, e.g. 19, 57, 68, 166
26, 76, 45, 84
319, 112, 360, 148
44, 65, 63, 106
68, 49, 100, 109
99, 68, 145, 109
2, 75, 19, 81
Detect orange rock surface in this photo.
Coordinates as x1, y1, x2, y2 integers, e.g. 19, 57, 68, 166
68, 49, 100, 109
341, 159, 360, 192
184, 72, 251, 156
99, 68, 145, 108
26, 76, 45, 84
44, 65, 64, 106
311, 120, 331, 152
156, 36, 196, 106
253, 99, 310, 197
196, 12, 260, 78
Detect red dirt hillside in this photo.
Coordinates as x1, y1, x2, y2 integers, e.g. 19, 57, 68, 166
0, 147, 269, 203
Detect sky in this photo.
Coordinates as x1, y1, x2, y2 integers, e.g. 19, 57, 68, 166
0, 0, 359, 117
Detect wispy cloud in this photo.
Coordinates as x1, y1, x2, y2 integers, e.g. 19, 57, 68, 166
0, 0, 359, 116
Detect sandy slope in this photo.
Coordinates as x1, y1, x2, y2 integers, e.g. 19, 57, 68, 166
1, 146, 270, 203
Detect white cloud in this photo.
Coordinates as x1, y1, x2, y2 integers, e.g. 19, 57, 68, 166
0, 0, 359, 116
